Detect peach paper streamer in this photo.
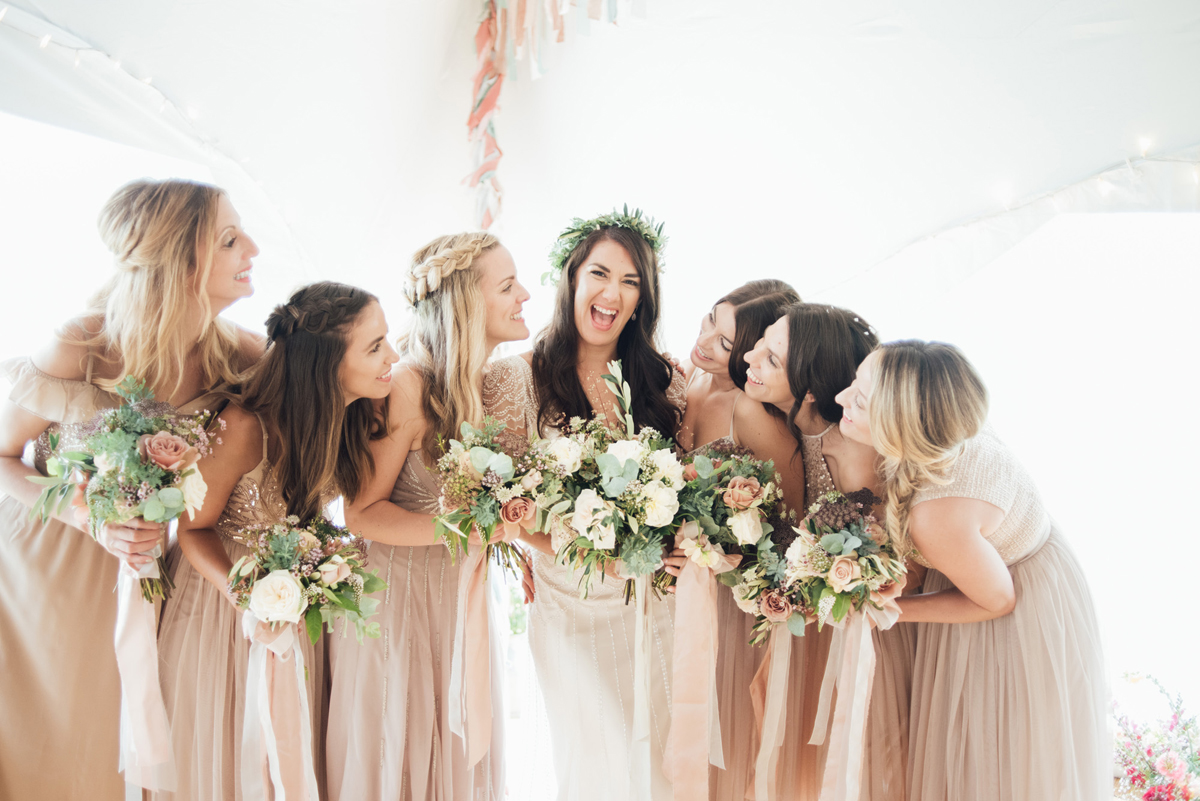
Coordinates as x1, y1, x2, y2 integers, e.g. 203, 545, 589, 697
662, 521, 741, 797
448, 546, 494, 767
114, 558, 176, 797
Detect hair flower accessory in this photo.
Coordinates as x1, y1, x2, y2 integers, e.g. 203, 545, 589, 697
543, 204, 667, 286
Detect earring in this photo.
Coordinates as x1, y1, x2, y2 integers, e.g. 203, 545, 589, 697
632, 309, 638, 320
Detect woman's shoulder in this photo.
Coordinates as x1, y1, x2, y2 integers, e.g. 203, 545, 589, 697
232, 324, 267, 371
484, 351, 535, 389
30, 315, 107, 381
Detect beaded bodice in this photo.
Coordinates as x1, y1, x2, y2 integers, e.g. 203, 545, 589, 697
389, 450, 441, 515
214, 454, 288, 545
912, 426, 1051, 565
800, 424, 837, 508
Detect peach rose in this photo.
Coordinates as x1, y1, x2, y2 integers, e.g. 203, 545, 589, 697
318, 556, 352, 586
722, 476, 764, 511
869, 576, 905, 609
500, 497, 536, 541
759, 589, 793, 623
519, 470, 542, 492
138, 431, 198, 472
682, 463, 699, 482
828, 555, 863, 593
865, 522, 887, 546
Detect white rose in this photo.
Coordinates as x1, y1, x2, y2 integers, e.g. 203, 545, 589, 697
94, 453, 117, 476
732, 579, 760, 615
728, 508, 764, 546
571, 489, 616, 550
641, 480, 680, 528
180, 469, 208, 521
545, 436, 584, 473
605, 438, 646, 468
647, 448, 685, 489
248, 569, 307, 624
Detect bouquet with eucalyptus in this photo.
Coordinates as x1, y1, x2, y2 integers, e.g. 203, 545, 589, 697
28, 376, 217, 600
433, 417, 538, 581
530, 360, 686, 599
228, 516, 386, 645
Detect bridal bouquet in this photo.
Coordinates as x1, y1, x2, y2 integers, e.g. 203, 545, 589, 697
228, 516, 386, 644
433, 417, 537, 580
532, 360, 686, 599
733, 488, 906, 643
28, 376, 217, 600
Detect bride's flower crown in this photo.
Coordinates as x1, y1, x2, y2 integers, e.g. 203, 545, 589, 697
542, 204, 667, 286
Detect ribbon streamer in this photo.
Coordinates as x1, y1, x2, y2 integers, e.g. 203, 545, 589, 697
240, 613, 319, 801
749, 626, 793, 801
114, 554, 175, 798
662, 521, 740, 797
629, 573, 654, 801
448, 546, 494, 767
807, 614, 876, 801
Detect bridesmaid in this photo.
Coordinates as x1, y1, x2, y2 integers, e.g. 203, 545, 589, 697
0, 179, 262, 800
668, 279, 806, 799
157, 281, 397, 800
483, 211, 685, 801
836, 340, 1108, 800
327, 232, 528, 800
745, 303, 914, 800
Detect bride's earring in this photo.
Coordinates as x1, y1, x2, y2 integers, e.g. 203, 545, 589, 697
632, 308, 638, 320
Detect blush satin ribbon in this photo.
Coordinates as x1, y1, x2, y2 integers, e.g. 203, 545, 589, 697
748, 626, 793, 801
240, 614, 319, 801
448, 546, 494, 768
662, 521, 741, 798
115, 552, 175, 799
629, 572, 654, 801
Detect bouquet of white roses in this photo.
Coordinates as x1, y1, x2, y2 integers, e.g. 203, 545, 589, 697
228, 516, 386, 644
28, 376, 217, 600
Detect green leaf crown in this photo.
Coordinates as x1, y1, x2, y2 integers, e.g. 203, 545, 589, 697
542, 204, 667, 286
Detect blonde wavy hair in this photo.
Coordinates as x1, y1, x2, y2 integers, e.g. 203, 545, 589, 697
76, 179, 245, 396
399, 232, 498, 461
870, 340, 989, 556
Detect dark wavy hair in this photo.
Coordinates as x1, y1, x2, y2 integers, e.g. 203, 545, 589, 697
779, 302, 879, 445
713, 279, 800, 389
235, 281, 386, 520
532, 227, 680, 436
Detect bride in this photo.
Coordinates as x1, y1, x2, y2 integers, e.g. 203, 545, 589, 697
483, 209, 685, 800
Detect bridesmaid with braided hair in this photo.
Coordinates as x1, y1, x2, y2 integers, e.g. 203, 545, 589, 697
325, 232, 530, 800
155, 281, 399, 800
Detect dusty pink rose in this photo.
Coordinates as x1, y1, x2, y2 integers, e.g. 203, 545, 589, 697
318, 557, 352, 586
722, 476, 764, 511
828, 555, 863, 593
499, 497, 537, 541
759, 589, 793, 623
138, 431, 198, 472
870, 574, 906, 609
682, 463, 699, 482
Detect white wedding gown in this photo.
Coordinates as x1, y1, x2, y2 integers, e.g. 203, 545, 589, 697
483, 355, 681, 801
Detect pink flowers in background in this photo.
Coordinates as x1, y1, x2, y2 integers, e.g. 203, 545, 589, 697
1115, 674, 1200, 800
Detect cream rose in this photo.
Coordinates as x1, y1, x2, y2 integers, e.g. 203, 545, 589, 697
722, 476, 764, 511
179, 469, 207, 521
647, 449, 685, 489
457, 450, 484, 485
519, 470, 543, 492
732, 579, 760, 615
298, 529, 321, 553
828, 555, 863, 593
570, 489, 616, 549
94, 453, 117, 476
759, 589, 794, 623
138, 431, 198, 472
545, 436, 584, 473
318, 555, 352, 587
248, 569, 307, 623
728, 508, 764, 546
641, 480, 679, 528
605, 438, 646, 468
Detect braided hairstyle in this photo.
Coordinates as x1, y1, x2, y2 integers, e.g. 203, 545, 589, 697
237, 281, 383, 520
871, 341, 988, 557
399, 232, 499, 461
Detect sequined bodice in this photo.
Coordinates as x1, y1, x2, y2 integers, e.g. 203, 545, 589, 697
214, 455, 289, 544
800, 425, 837, 508
912, 426, 1051, 565
389, 451, 442, 515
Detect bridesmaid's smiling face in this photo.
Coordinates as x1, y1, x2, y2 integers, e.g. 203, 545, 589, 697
572, 240, 641, 352
478, 245, 531, 352
835, 350, 877, 446
338, 301, 400, 405
690, 302, 736, 376
202, 194, 259, 310
743, 317, 791, 410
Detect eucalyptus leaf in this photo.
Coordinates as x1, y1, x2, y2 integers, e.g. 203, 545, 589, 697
786, 612, 809, 637
158, 487, 183, 506
820, 532, 845, 554
841, 535, 862, 554
142, 497, 166, 522
694, 455, 714, 480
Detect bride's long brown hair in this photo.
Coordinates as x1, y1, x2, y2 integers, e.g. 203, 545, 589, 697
235, 282, 385, 520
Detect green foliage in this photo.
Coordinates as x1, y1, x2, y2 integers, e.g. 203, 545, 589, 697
544, 204, 667, 286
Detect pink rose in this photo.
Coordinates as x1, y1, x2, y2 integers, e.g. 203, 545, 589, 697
138, 431, 198, 472
869, 575, 906, 610
722, 476, 764, 511
1155, 752, 1188, 783
318, 558, 352, 586
499, 497, 536, 541
828, 555, 863, 593
759, 589, 793, 623
682, 463, 699, 482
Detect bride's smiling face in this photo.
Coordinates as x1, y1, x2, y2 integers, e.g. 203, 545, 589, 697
572, 239, 641, 351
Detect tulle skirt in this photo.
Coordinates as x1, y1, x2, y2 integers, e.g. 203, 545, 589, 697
325, 543, 504, 801
0, 494, 123, 800
154, 538, 328, 801
860, 622, 917, 801
908, 528, 1109, 801
527, 551, 675, 801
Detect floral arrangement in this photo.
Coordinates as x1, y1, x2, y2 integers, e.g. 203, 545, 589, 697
433, 418, 535, 580
28, 376, 217, 600
731, 488, 906, 644
529, 360, 685, 599
543, 204, 667, 286
670, 442, 783, 582
228, 516, 386, 645
1115, 674, 1200, 800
